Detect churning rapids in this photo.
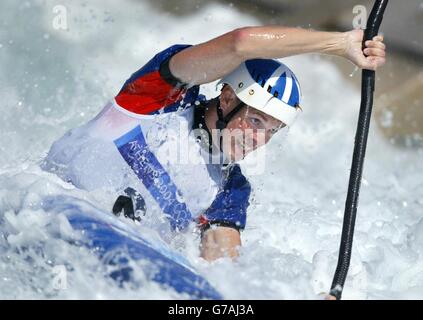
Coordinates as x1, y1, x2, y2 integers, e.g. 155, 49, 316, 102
0, 0, 422, 299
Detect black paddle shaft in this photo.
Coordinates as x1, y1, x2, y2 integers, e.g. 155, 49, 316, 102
329, 0, 389, 300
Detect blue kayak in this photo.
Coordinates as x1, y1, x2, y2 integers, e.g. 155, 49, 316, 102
42, 195, 222, 299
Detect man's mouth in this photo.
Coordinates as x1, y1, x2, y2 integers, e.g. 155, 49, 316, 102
237, 139, 253, 154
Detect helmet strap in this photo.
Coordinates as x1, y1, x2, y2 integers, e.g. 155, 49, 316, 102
215, 99, 246, 153
215, 99, 246, 130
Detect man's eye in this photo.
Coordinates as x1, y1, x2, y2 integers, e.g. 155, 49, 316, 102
250, 118, 261, 126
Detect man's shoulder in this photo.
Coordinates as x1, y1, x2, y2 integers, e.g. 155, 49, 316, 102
154, 44, 192, 63
114, 44, 201, 118
128, 44, 193, 83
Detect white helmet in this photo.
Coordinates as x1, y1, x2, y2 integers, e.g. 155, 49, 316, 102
218, 59, 302, 127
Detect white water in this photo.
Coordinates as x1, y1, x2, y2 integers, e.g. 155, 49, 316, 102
1, 0, 422, 299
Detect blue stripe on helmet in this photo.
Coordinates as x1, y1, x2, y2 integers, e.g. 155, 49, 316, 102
287, 79, 300, 107
272, 71, 287, 100
243, 58, 301, 109
245, 59, 281, 87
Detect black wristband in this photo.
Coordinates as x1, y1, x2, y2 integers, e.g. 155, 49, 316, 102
200, 221, 241, 236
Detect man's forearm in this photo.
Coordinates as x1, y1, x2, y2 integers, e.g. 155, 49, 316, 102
235, 26, 347, 59
170, 26, 347, 86
200, 226, 241, 262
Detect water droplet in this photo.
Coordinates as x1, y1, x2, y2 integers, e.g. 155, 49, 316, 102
380, 109, 393, 128
349, 66, 359, 77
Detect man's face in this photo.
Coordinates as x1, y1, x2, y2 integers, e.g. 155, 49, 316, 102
221, 105, 285, 162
